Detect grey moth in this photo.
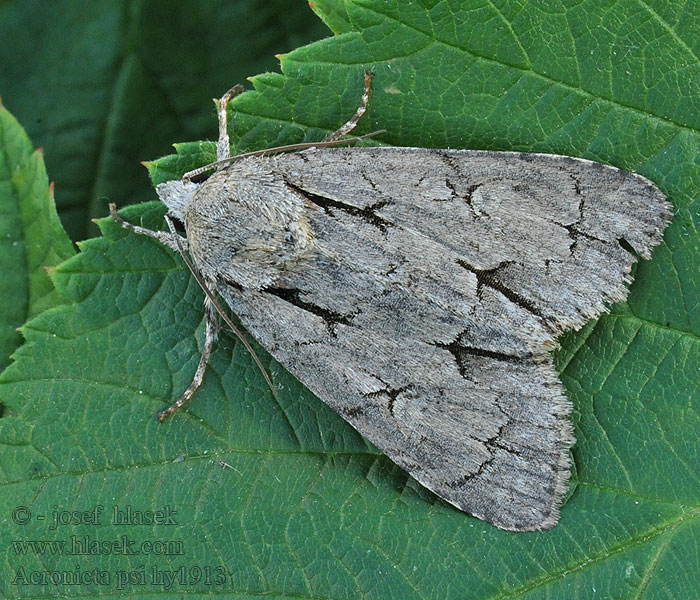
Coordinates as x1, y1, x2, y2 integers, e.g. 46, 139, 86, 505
111, 74, 671, 531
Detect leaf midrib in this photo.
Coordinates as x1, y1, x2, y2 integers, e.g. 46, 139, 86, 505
2, 443, 696, 508
492, 508, 698, 600
2, 451, 697, 599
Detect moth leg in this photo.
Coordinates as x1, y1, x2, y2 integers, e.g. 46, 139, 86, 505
157, 298, 219, 422
109, 203, 186, 253
215, 84, 245, 164
323, 72, 374, 143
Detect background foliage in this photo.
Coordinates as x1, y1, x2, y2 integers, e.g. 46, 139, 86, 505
0, 0, 698, 598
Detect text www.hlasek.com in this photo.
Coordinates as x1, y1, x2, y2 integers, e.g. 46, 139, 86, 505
12, 535, 183, 556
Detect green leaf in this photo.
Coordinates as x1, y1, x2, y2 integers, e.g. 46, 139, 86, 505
1, 1, 699, 598
309, 0, 355, 34
0, 101, 74, 373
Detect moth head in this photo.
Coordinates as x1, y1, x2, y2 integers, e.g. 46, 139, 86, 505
156, 179, 199, 221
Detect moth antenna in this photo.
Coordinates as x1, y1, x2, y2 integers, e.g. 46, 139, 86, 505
183, 130, 385, 181
183, 72, 378, 181
323, 71, 374, 143
160, 216, 279, 419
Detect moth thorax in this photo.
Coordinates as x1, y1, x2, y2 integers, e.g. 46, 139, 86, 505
184, 167, 314, 289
